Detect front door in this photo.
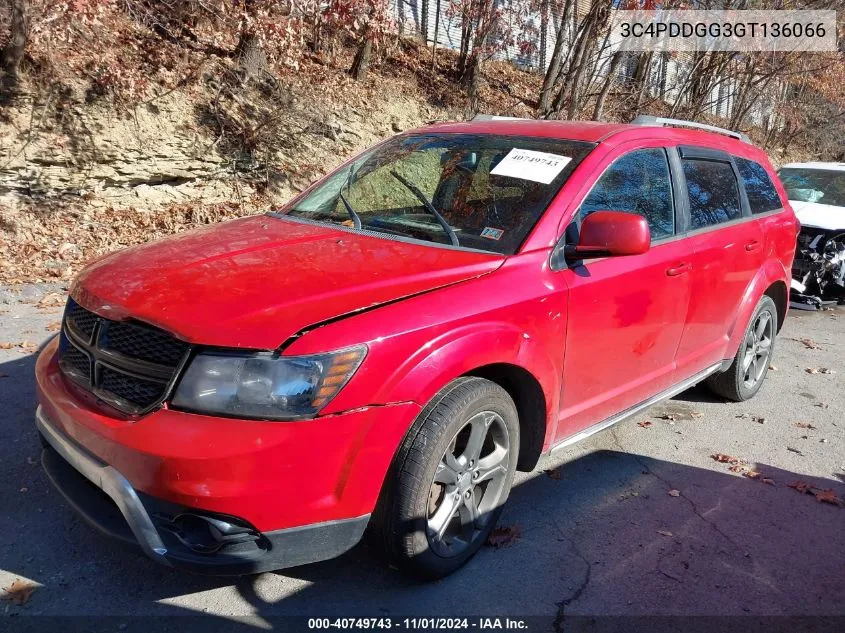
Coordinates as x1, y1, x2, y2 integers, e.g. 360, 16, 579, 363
555, 146, 692, 441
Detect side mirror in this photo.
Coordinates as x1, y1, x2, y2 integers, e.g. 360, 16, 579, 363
566, 211, 650, 260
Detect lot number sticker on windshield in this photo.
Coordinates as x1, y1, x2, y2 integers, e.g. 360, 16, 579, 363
490, 148, 572, 184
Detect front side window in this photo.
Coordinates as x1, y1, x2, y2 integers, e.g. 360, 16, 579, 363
579, 148, 675, 240
736, 158, 782, 214
778, 167, 845, 208
682, 159, 743, 229
283, 134, 596, 255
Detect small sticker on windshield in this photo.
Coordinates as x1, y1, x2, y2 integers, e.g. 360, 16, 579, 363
490, 148, 572, 184
481, 227, 504, 240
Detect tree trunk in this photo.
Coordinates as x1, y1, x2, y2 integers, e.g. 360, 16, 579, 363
592, 50, 623, 121
538, 0, 573, 115
431, 0, 441, 68
350, 36, 373, 80
1, 0, 30, 78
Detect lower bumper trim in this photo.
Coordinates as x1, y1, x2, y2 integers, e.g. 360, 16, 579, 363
36, 405, 171, 564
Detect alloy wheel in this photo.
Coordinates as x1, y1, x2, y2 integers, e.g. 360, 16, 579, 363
425, 411, 510, 558
741, 310, 773, 389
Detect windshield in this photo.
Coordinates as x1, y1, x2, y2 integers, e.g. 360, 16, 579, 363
281, 133, 595, 255
779, 168, 845, 208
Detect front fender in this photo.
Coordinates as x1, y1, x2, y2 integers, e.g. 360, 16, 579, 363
725, 259, 789, 359
376, 323, 559, 436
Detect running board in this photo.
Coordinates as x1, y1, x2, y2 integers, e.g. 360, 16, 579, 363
549, 362, 724, 454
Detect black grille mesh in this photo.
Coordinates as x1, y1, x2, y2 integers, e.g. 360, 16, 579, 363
66, 299, 98, 341
99, 366, 167, 408
59, 334, 91, 382
58, 299, 190, 414
101, 322, 189, 367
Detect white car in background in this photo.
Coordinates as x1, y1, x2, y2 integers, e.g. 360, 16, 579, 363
778, 162, 845, 309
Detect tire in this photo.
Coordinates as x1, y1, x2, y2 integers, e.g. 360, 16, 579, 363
706, 295, 778, 402
379, 377, 520, 579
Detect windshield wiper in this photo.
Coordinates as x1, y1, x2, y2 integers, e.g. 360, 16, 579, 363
389, 170, 459, 246
338, 166, 362, 229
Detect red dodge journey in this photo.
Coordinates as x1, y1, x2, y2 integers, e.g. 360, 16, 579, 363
35, 116, 797, 578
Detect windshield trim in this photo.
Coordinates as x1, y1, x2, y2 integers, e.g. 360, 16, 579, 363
266, 212, 507, 257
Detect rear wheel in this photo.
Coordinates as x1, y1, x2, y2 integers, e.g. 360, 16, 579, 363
706, 295, 777, 402
380, 377, 519, 579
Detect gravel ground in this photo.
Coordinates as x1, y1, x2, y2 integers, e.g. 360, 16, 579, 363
1, 284, 843, 629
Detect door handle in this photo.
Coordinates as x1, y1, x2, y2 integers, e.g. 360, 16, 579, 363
745, 240, 761, 252
666, 262, 691, 277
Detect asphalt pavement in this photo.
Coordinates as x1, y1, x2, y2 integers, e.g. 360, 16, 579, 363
1, 284, 843, 629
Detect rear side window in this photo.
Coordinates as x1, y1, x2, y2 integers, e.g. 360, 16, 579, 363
579, 148, 674, 240
682, 159, 742, 229
736, 158, 782, 214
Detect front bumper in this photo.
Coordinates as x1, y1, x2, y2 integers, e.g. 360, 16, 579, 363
35, 337, 422, 574
38, 406, 370, 575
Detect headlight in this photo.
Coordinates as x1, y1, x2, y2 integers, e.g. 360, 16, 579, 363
171, 346, 366, 420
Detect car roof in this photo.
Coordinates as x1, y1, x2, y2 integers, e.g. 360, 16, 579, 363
408, 119, 769, 161
780, 162, 845, 172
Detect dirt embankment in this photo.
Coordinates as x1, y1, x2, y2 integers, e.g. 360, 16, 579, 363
3, 38, 536, 284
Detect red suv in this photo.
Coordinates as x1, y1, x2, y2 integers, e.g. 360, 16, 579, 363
35, 117, 796, 579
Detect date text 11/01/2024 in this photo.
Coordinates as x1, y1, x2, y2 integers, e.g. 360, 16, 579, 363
307, 618, 529, 630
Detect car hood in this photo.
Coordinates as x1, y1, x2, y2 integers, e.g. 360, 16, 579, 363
72, 216, 504, 349
791, 200, 845, 232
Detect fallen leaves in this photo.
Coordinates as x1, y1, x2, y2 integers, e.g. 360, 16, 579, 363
637, 421, 652, 428
46, 321, 62, 332
37, 292, 66, 308
657, 529, 673, 537
795, 337, 822, 350
787, 447, 804, 456
2, 579, 36, 606
667, 489, 680, 497
793, 422, 817, 430
713, 454, 774, 482
806, 367, 836, 375
545, 467, 562, 480
0, 341, 37, 351
788, 481, 845, 507
656, 413, 677, 421
711, 453, 739, 464
486, 525, 521, 548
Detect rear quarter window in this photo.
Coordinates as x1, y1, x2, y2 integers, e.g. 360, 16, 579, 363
736, 158, 783, 214
682, 159, 743, 229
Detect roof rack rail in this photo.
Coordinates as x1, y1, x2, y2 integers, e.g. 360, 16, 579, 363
632, 115, 751, 144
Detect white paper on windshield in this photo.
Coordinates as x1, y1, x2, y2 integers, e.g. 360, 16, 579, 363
490, 148, 572, 184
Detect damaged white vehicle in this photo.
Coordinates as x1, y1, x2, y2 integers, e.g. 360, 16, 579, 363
779, 162, 845, 309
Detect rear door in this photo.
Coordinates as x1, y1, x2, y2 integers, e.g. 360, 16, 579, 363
673, 146, 765, 376
555, 145, 692, 440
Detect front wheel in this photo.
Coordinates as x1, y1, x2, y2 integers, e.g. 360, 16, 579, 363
380, 377, 519, 579
706, 295, 778, 402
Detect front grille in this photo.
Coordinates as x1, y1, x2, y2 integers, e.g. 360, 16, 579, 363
58, 334, 91, 382
101, 321, 189, 367
99, 365, 168, 409
58, 299, 191, 415
66, 299, 98, 342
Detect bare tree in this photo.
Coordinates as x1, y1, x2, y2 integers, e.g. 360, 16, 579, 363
1, 0, 30, 78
